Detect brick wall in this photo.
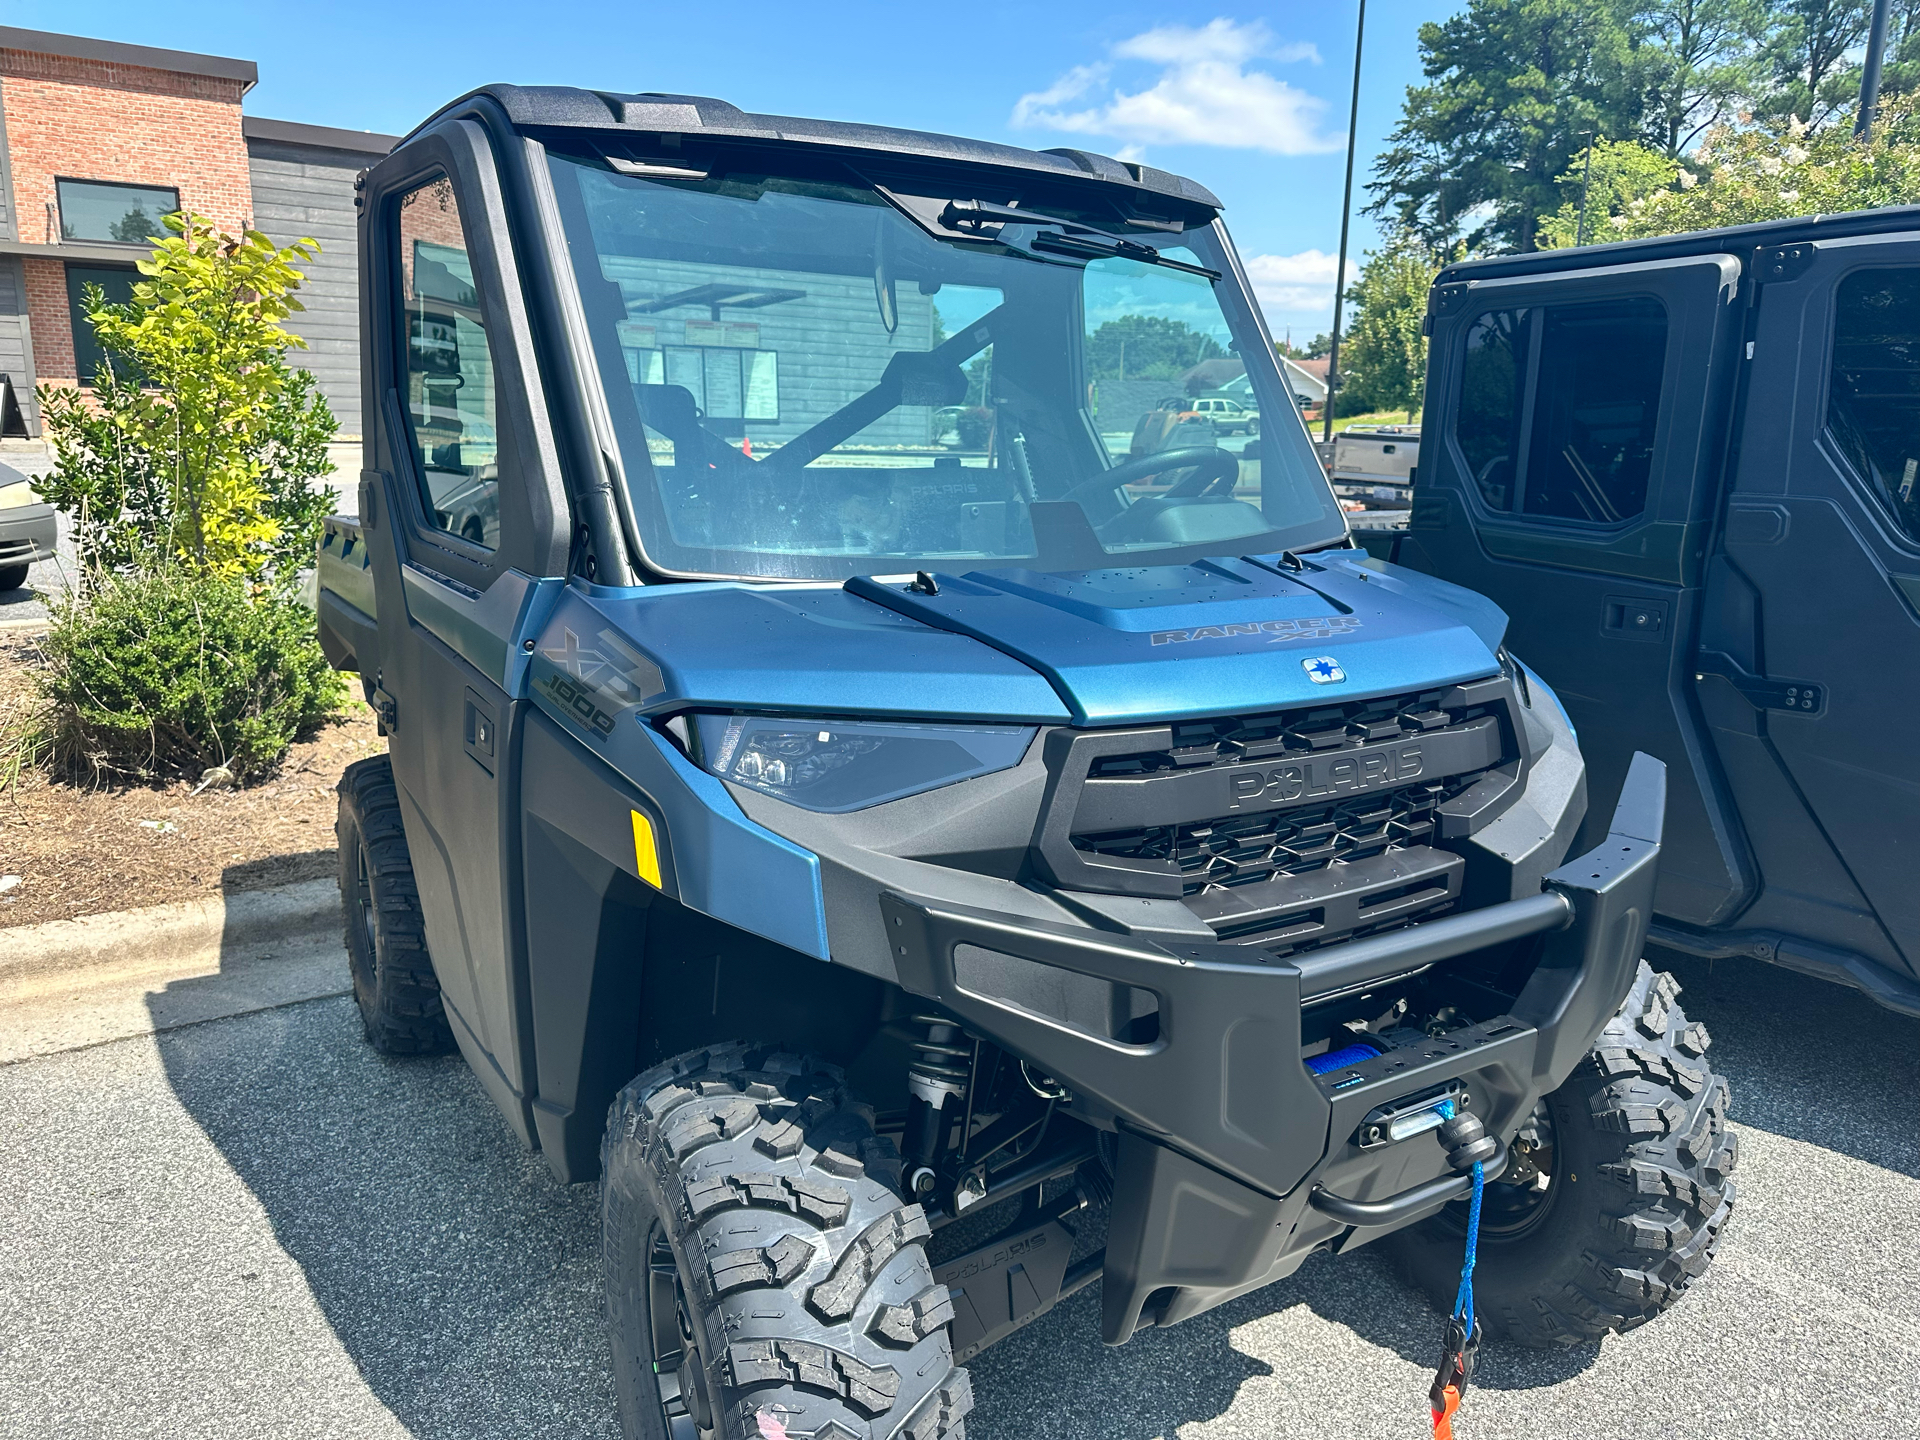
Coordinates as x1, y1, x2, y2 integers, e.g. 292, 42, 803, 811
0, 46, 252, 385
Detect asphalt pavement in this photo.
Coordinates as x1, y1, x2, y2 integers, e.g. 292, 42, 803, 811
1, 945, 1915, 1440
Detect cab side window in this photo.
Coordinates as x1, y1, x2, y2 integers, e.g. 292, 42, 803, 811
1456, 309, 1530, 512
1828, 266, 1920, 542
1522, 299, 1666, 524
1453, 298, 1667, 526
397, 176, 500, 550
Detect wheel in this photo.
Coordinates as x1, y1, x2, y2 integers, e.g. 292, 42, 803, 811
1387, 961, 1737, 1347
603, 1042, 972, 1440
0, 563, 27, 592
334, 755, 454, 1054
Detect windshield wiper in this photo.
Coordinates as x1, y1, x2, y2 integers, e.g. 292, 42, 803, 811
938, 199, 1222, 279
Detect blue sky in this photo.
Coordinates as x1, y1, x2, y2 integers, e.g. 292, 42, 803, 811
10, 1, 1453, 339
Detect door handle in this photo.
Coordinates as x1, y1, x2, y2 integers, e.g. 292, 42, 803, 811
1693, 651, 1824, 716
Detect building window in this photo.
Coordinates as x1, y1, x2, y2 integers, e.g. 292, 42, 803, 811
65, 264, 140, 383
56, 178, 179, 245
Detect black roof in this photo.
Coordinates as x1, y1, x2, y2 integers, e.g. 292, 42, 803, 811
243, 115, 398, 156
0, 25, 257, 89
406, 85, 1223, 211
1439, 203, 1920, 284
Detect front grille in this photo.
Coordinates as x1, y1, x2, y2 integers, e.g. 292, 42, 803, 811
1077, 769, 1481, 896
1044, 684, 1519, 956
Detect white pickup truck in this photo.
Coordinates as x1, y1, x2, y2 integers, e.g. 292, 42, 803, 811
1320, 424, 1418, 529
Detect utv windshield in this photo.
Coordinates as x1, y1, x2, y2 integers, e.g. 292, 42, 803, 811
546, 154, 1343, 580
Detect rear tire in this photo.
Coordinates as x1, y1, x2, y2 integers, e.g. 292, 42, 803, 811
335, 756, 453, 1055
603, 1042, 972, 1440
1388, 961, 1737, 1347
0, 563, 27, 592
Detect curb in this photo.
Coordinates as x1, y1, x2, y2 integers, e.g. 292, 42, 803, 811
0, 877, 341, 986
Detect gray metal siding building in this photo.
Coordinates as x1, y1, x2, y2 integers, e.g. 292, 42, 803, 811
244, 117, 395, 439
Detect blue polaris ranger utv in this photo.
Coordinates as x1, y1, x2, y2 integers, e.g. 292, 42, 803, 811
318, 86, 1735, 1440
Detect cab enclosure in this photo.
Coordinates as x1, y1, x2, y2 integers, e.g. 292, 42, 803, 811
1373, 208, 1920, 1018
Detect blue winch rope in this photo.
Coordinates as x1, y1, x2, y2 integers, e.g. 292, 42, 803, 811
1437, 1099, 1483, 1333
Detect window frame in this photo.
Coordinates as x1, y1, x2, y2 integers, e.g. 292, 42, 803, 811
54, 176, 180, 246
1448, 294, 1671, 532
1817, 260, 1920, 553
393, 177, 505, 556
387, 167, 509, 573
63, 262, 141, 384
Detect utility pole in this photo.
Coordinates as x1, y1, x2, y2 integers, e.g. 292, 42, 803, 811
1322, 0, 1366, 444
1857, 0, 1894, 137
1573, 131, 1596, 247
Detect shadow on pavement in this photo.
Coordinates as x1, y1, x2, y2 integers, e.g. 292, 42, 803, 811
147, 868, 621, 1440
142, 871, 1912, 1438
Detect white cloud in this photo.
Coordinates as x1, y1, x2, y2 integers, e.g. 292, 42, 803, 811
1242, 250, 1357, 316
1012, 18, 1338, 157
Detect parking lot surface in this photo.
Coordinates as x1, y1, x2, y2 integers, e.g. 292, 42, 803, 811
1, 949, 1914, 1440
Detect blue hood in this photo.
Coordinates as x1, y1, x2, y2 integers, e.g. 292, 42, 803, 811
847, 553, 1508, 723
526, 553, 1507, 730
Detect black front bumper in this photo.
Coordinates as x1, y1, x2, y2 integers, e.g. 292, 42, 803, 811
883, 753, 1667, 1342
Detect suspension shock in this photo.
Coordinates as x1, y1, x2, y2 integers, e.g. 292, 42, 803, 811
903, 1014, 972, 1200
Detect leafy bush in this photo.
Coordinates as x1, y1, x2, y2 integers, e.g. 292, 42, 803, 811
40, 570, 344, 785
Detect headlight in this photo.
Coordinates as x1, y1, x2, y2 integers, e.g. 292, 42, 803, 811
0, 479, 41, 510
690, 713, 1036, 813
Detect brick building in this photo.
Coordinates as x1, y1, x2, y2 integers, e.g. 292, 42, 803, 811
0, 26, 395, 439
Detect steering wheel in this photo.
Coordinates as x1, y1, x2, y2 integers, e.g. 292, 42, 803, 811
1054, 445, 1241, 508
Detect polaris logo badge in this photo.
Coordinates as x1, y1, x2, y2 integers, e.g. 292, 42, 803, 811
1227, 744, 1424, 809
1304, 656, 1346, 684
1149, 616, 1361, 647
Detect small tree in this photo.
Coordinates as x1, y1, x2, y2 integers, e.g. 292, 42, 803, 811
1337, 236, 1443, 420
36, 213, 338, 583
20, 215, 346, 786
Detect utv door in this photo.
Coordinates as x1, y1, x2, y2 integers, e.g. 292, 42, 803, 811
358, 123, 573, 1137
1701, 235, 1920, 981
1401, 256, 1753, 927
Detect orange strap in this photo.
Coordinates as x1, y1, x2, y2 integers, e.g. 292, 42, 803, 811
1431, 1384, 1461, 1440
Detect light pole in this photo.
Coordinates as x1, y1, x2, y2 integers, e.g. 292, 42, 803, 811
1573, 131, 1596, 246
1857, 0, 1894, 137
1322, 0, 1366, 444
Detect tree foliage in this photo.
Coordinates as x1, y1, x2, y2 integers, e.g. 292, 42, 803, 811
1536, 139, 1684, 247
1544, 101, 1920, 242
1084, 314, 1223, 381
1335, 236, 1443, 418
1374, 0, 1920, 254
36, 213, 338, 583
1371, 0, 1647, 253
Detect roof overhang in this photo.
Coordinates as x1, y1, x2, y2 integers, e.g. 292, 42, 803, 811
0, 25, 257, 93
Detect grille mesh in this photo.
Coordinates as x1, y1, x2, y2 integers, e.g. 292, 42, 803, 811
1070, 687, 1506, 939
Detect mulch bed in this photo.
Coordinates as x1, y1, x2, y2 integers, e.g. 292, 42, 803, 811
0, 628, 386, 928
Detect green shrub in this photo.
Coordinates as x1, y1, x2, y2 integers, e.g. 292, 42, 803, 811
41, 571, 344, 785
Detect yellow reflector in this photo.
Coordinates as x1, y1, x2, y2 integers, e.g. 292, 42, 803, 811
630, 809, 662, 889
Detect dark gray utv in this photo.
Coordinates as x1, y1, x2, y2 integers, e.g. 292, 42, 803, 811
317, 85, 1736, 1440
1366, 209, 1920, 1020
